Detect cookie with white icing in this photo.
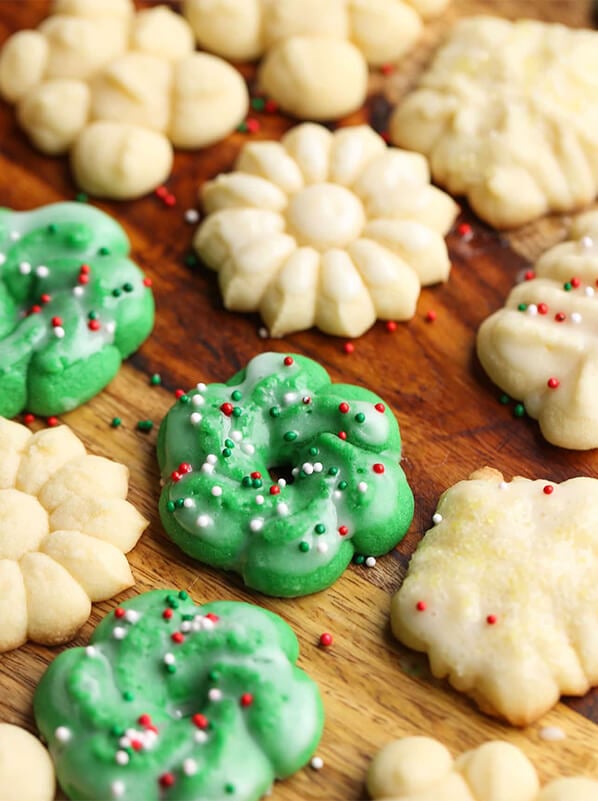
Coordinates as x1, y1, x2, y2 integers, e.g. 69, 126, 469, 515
477, 210, 598, 449
390, 17, 598, 229
194, 123, 458, 337
392, 467, 598, 726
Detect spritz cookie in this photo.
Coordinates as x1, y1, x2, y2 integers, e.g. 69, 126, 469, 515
0, 723, 55, 801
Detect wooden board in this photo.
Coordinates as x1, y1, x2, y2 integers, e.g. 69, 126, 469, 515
1, 1, 598, 798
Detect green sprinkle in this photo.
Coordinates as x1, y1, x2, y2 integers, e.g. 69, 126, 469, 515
353, 554, 365, 565
122, 691, 134, 702
251, 97, 265, 111
222, 448, 232, 458
47, 223, 57, 234
225, 784, 235, 795
123, 282, 134, 293
75, 192, 88, 203
499, 393, 510, 405
111, 724, 125, 737
513, 403, 526, 418
112, 288, 122, 297
232, 407, 242, 418
338, 480, 348, 490
328, 466, 339, 476
308, 446, 318, 457
283, 431, 297, 442
517, 303, 527, 311
167, 595, 179, 608
179, 395, 190, 404
315, 524, 326, 534
269, 406, 281, 418
564, 282, 572, 291
299, 541, 310, 552
252, 478, 263, 489
137, 420, 154, 432
242, 476, 252, 488
209, 669, 220, 682
166, 664, 177, 674
98, 246, 110, 256
175, 498, 185, 509
184, 251, 199, 267
150, 373, 162, 386
88, 310, 98, 320
178, 590, 189, 600
224, 438, 235, 449
231, 390, 242, 401
237, 121, 248, 133
166, 501, 175, 513
182, 613, 194, 621
111, 417, 121, 428
355, 412, 366, 423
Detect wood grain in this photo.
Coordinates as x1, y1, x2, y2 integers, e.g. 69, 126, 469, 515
1, 1, 598, 798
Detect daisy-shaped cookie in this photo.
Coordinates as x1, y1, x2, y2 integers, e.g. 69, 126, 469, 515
390, 17, 598, 229
0, 724, 55, 801
0, 417, 148, 652
367, 736, 598, 800
477, 210, 598, 450
194, 123, 458, 337
392, 467, 598, 726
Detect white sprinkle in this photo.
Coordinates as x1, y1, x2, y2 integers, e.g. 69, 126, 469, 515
173, 709, 183, 719
10, 231, 20, 241
231, 431, 242, 442
208, 688, 223, 701
54, 326, 65, 338
211, 486, 223, 497
278, 478, 286, 488
119, 737, 131, 749
277, 502, 289, 516
333, 490, 342, 500
18, 261, 31, 274
291, 467, 299, 477
194, 730, 208, 744
0, 254, 5, 265
55, 726, 71, 743
310, 756, 324, 770
585, 286, 595, 297
85, 646, 97, 657
255, 494, 264, 505
201, 618, 215, 631
183, 757, 198, 775
190, 412, 202, 425
197, 514, 211, 528
206, 454, 217, 464
201, 463, 214, 474
125, 610, 140, 624
302, 462, 314, 475
180, 621, 192, 633
111, 780, 125, 798
242, 443, 255, 455
113, 626, 126, 640
526, 303, 537, 315
184, 209, 200, 224
105, 321, 116, 334
283, 392, 297, 404
317, 542, 329, 554
313, 462, 323, 473
183, 497, 195, 508
432, 513, 442, 524
365, 556, 376, 568
581, 235, 594, 249
196, 382, 207, 393
499, 481, 509, 490
36, 265, 49, 278
115, 750, 129, 765
539, 726, 566, 742
73, 285, 84, 297
250, 518, 263, 532
571, 312, 582, 324
164, 653, 175, 665
358, 481, 368, 493
258, 326, 269, 339
192, 394, 205, 407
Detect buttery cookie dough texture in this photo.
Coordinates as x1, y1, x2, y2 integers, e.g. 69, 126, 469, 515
194, 123, 458, 337
392, 467, 598, 726
0, 724, 55, 801
183, 0, 451, 120
0, 0, 248, 199
477, 211, 598, 449
367, 736, 598, 801
390, 17, 598, 229
0, 418, 148, 652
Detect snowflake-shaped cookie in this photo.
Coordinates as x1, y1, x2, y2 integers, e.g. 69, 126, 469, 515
0, 2, 248, 198
367, 736, 598, 800
391, 467, 598, 726
0, 417, 148, 652
477, 210, 598, 450
194, 123, 458, 337
390, 17, 598, 229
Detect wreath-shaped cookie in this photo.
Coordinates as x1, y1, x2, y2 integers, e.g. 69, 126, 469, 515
34, 589, 324, 801
158, 352, 414, 596
0, 202, 154, 417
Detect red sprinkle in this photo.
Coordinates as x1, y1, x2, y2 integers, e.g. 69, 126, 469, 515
79, 264, 90, 274
555, 312, 566, 322
374, 403, 385, 413
543, 485, 554, 495
159, 773, 175, 788
163, 193, 176, 207
78, 274, 89, 285
171, 632, 185, 644
385, 320, 397, 332
246, 117, 260, 133
338, 525, 349, 536
131, 740, 143, 752
155, 186, 168, 199
486, 614, 497, 625
240, 693, 254, 707
51, 316, 62, 327
339, 402, 350, 414
250, 471, 262, 479
269, 485, 280, 495
40, 293, 51, 304
338, 431, 347, 440
114, 607, 126, 619
457, 222, 472, 238
571, 277, 581, 288
220, 402, 234, 416
538, 303, 548, 315
425, 310, 437, 323
319, 632, 333, 647
524, 270, 536, 281
162, 609, 173, 620
547, 377, 560, 389
178, 462, 192, 474
88, 320, 101, 331
138, 714, 152, 727
143, 277, 153, 287
30, 305, 41, 314
23, 413, 35, 425
302, 396, 311, 404
416, 601, 427, 612
372, 463, 385, 474
343, 342, 354, 354
264, 99, 278, 113
171, 471, 181, 483
283, 356, 294, 366
47, 416, 59, 427
205, 612, 220, 622
192, 713, 208, 729
174, 389, 185, 399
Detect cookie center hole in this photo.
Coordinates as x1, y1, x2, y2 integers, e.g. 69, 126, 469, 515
267, 465, 295, 486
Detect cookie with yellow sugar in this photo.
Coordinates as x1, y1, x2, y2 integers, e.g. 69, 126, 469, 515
367, 736, 598, 800
477, 210, 598, 450
392, 467, 598, 726
0, 417, 148, 652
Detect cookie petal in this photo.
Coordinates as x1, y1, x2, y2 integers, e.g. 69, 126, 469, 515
0, 560, 28, 652
38, 454, 128, 511
0, 418, 31, 489
15, 426, 86, 496
49, 496, 147, 553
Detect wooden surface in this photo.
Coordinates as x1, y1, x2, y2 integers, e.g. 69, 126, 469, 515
2, 1, 598, 798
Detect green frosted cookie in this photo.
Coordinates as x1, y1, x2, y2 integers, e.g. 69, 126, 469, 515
158, 352, 414, 596
0, 202, 154, 417
34, 590, 324, 801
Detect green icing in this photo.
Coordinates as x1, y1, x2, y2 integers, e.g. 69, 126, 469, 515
0, 202, 154, 417
157, 352, 414, 597
34, 590, 324, 801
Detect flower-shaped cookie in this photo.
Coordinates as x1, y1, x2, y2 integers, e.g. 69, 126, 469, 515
183, 0, 451, 120
0, 2, 248, 198
0, 724, 55, 801
367, 736, 598, 800
34, 589, 324, 801
0, 417, 148, 652
194, 124, 458, 337
158, 352, 414, 597
0, 202, 154, 418
391, 467, 598, 726
477, 210, 598, 450
390, 17, 598, 229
